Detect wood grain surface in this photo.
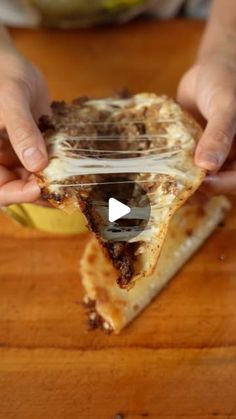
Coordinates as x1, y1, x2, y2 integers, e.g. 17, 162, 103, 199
1, 20, 236, 419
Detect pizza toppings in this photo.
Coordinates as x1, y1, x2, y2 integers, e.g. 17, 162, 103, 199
107, 242, 138, 288
83, 297, 112, 333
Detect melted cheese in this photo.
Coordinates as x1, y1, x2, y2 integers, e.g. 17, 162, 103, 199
42, 94, 204, 246
44, 125, 195, 186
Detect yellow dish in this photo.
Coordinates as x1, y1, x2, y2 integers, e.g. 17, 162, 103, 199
5, 203, 88, 235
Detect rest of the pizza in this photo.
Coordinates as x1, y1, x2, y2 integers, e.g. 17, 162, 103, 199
80, 194, 231, 333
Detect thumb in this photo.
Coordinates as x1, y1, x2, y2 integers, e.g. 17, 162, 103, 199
195, 91, 236, 171
0, 82, 48, 172
177, 67, 199, 117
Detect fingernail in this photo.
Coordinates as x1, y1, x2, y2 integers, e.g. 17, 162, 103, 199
196, 152, 220, 171
22, 147, 45, 170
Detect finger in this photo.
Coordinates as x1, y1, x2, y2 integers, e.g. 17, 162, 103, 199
177, 92, 201, 123
0, 166, 40, 206
177, 67, 206, 125
13, 167, 31, 181
195, 93, 236, 171
0, 83, 48, 172
177, 89, 198, 119
203, 171, 236, 195
0, 165, 35, 185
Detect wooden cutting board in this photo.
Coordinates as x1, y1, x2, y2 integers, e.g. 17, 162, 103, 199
1, 20, 236, 419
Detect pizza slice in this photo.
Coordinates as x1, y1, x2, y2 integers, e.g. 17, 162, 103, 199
37, 93, 205, 288
80, 194, 231, 333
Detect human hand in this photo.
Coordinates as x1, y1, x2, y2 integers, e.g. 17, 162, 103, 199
177, 57, 236, 195
0, 50, 50, 206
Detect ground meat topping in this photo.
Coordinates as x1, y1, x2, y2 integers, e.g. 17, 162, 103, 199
83, 298, 113, 333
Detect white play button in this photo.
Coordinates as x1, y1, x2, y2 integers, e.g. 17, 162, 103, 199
108, 197, 131, 223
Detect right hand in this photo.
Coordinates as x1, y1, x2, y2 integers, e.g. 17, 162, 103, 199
0, 51, 50, 206
177, 51, 236, 195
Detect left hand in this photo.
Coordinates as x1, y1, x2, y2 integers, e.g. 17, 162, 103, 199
0, 50, 50, 206
177, 57, 236, 195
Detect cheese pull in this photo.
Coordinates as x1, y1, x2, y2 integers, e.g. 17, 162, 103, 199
38, 93, 206, 288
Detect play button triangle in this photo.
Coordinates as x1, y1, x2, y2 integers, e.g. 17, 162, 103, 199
108, 197, 131, 223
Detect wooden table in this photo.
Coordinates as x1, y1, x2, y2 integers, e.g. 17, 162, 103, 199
1, 20, 236, 419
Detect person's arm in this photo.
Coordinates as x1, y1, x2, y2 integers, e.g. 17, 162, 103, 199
197, 0, 236, 62
178, 0, 236, 194
0, 25, 50, 205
